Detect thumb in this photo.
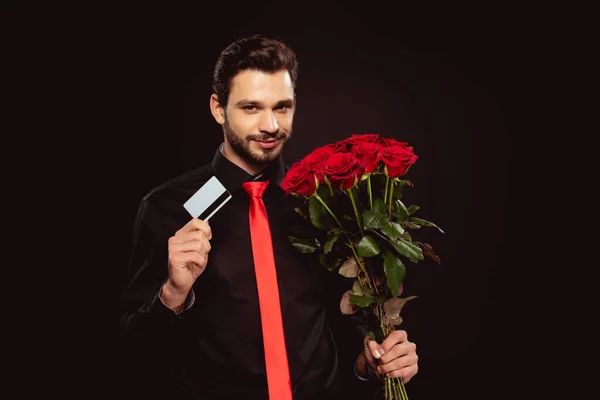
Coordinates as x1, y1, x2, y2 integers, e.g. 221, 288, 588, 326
363, 334, 381, 369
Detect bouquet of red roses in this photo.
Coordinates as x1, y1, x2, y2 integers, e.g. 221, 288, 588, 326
281, 133, 443, 400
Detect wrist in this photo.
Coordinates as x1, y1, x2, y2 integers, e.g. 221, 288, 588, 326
160, 281, 189, 313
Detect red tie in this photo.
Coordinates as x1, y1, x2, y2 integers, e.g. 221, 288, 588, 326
242, 180, 292, 400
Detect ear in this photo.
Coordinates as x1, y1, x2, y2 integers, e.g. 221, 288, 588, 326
210, 94, 225, 125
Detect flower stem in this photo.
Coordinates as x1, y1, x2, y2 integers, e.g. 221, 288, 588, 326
383, 376, 408, 400
367, 175, 373, 211
387, 179, 394, 217
384, 175, 389, 202
347, 187, 364, 236
314, 192, 370, 283
313, 193, 344, 230
399, 378, 408, 399
325, 177, 334, 196
347, 241, 368, 275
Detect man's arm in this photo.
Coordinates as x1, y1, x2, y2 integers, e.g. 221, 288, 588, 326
120, 199, 182, 337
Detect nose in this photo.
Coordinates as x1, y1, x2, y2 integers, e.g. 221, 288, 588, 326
258, 110, 279, 134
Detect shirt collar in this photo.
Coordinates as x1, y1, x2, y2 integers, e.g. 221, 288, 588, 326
211, 143, 287, 194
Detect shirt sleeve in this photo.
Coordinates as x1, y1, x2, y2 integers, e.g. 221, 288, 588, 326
158, 284, 196, 314
354, 356, 376, 381
120, 198, 185, 338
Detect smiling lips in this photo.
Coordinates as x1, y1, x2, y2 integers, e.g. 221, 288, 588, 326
254, 139, 279, 149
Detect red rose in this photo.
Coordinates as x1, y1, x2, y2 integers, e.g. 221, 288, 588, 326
339, 133, 380, 147
379, 137, 409, 148
281, 162, 317, 197
352, 142, 382, 173
325, 141, 348, 153
322, 152, 365, 190
300, 145, 335, 182
378, 144, 418, 177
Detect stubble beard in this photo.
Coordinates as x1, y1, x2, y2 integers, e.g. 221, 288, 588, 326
224, 115, 292, 166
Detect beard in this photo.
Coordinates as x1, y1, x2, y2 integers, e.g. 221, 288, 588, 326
224, 115, 292, 166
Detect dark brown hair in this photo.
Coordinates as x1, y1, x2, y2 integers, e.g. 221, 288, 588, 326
212, 34, 298, 107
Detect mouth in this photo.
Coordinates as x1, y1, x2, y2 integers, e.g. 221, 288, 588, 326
253, 138, 280, 149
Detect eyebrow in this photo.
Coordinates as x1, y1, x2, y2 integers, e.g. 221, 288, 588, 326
235, 99, 294, 108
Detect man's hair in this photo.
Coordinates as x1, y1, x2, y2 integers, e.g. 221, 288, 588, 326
212, 34, 298, 107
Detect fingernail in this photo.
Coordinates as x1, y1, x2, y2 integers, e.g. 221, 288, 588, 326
373, 350, 381, 358
377, 367, 382, 374
379, 348, 385, 355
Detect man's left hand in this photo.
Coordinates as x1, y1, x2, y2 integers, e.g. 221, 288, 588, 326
362, 329, 419, 383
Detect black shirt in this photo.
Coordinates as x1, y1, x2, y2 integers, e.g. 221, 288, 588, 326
120, 146, 361, 400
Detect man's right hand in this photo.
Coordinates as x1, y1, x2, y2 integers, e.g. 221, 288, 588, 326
161, 218, 212, 311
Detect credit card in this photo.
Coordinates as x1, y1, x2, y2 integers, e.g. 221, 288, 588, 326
183, 176, 232, 221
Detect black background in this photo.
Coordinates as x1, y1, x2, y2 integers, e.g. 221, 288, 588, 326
107, 2, 562, 399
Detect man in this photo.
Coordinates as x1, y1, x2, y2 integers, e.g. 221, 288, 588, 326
120, 34, 419, 400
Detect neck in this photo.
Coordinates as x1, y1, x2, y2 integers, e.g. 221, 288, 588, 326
221, 142, 268, 176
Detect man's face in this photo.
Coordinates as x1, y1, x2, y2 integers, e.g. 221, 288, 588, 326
222, 69, 295, 166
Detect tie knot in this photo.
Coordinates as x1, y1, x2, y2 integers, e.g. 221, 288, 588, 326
242, 180, 270, 198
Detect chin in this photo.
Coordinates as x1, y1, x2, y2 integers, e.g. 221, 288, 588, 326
251, 149, 282, 164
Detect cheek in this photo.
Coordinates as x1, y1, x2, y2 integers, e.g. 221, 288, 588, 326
277, 113, 294, 131
228, 112, 256, 138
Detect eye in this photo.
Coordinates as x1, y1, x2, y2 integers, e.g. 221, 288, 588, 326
275, 105, 289, 112
243, 105, 257, 111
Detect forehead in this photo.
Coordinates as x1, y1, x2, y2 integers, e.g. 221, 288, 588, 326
228, 69, 294, 104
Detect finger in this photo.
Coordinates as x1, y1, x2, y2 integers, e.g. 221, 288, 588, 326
169, 230, 212, 246
380, 329, 408, 354
378, 358, 419, 383
170, 251, 206, 270
169, 238, 211, 257
366, 336, 385, 360
176, 218, 212, 239
379, 340, 416, 365
377, 349, 418, 373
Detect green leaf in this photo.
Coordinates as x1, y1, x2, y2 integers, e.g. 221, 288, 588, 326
319, 253, 341, 271
309, 195, 331, 229
390, 237, 424, 261
327, 227, 348, 235
317, 181, 332, 199
324, 234, 340, 254
362, 209, 387, 229
403, 221, 421, 229
352, 278, 375, 297
288, 237, 318, 253
373, 197, 387, 215
349, 294, 374, 308
410, 217, 445, 233
356, 235, 381, 257
406, 205, 420, 215
399, 232, 412, 242
383, 251, 406, 297
393, 199, 409, 222
381, 221, 405, 241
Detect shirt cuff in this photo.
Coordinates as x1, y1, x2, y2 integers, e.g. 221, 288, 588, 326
158, 283, 195, 315
354, 356, 376, 381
